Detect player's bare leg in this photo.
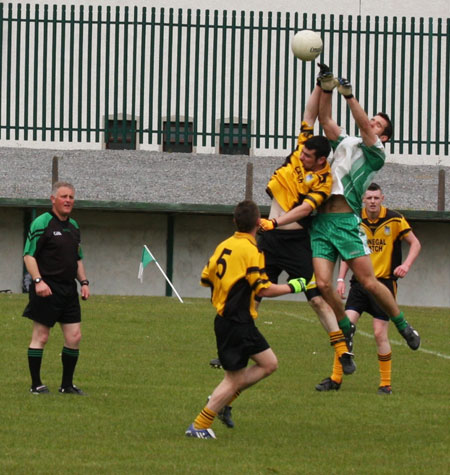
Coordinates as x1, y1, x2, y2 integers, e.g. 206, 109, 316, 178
346, 255, 399, 316
346, 255, 420, 350
206, 348, 277, 413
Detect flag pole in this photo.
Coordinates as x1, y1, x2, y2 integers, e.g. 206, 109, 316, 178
144, 245, 184, 303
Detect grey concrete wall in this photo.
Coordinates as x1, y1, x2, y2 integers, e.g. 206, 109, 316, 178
1, 207, 449, 307
397, 222, 450, 308
0, 208, 24, 292
77, 210, 169, 296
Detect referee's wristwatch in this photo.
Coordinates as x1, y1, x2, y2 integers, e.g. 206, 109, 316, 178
80, 279, 89, 286
33, 277, 42, 284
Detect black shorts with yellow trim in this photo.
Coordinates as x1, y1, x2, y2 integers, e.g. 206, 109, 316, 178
258, 228, 320, 301
258, 228, 319, 301
345, 278, 397, 321
214, 315, 270, 371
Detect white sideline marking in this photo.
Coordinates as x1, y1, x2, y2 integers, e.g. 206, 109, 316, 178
277, 311, 450, 360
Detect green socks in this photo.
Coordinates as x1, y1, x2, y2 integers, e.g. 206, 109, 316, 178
338, 315, 352, 334
391, 311, 407, 331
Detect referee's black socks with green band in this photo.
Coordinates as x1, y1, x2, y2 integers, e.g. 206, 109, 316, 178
28, 347, 44, 388
61, 346, 79, 388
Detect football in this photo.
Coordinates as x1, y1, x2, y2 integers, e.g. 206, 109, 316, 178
291, 30, 323, 61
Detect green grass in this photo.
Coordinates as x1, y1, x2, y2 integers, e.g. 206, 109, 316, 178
1, 294, 449, 474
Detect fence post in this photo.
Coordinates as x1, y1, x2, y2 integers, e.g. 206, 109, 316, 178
52, 156, 59, 184
245, 161, 253, 200
437, 168, 445, 211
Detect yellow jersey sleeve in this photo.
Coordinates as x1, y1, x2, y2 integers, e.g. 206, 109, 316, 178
200, 232, 270, 321
265, 121, 332, 217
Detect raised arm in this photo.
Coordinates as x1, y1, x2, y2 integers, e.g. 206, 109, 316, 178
302, 84, 322, 126
337, 79, 378, 147
318, 89, 341, 141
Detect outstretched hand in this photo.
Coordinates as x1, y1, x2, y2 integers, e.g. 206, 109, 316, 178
259, 218, 278, 232
337, 78, 354, 98
317, 63, 338, 92
288, 277, 307, 294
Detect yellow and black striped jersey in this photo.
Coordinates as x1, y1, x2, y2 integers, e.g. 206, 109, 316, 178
360, 206, 412, 279
200, 232, 271, 323
266, 121, 332, 227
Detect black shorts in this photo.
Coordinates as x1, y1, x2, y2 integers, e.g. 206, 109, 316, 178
258, 228, 320, 300
214, 315, 270, 371
345, 279, 397, 321
23, 279, 81, 328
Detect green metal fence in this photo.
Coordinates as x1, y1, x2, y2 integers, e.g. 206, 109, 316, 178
1, 3, 449, 155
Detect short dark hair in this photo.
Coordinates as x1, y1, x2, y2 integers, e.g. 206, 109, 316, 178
367, 182, 382, 192
234, 200, 260, 232
303, 135, 331, 160
376, 112, 393, 141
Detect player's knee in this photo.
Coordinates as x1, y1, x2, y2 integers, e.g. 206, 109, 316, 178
316, 279, 333, 296
373, 326, 388, 345
359, 276, 378, 293
65, 329, 82, 347
263, 356, 278, 376
308, 295, 326, 313
33, 332, 49, 347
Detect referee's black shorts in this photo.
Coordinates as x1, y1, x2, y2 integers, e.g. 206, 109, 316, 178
214, 315, 270, 371
23, 279, 81, 328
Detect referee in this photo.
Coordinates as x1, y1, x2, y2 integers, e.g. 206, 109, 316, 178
23, 181, 90, 395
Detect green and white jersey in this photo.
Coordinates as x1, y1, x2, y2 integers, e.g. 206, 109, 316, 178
329, 132, 386, 215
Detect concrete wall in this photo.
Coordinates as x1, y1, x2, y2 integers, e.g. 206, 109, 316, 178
0, 208, 24, 293
1, 207, 449, 307
397, 221, 450, 308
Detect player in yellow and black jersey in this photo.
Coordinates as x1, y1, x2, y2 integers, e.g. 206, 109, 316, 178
360, 204, 413, 281
258, 83, 356, 378
265, 119, 332, 230
333, 183, 421, 395
185, 200, 307, 439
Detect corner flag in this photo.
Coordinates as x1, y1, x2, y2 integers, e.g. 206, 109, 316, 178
138, 245, 184, 303
138, 246, 155, 282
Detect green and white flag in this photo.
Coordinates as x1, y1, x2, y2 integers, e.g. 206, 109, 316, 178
138, 245, 155, 282
138, 245, 183, 303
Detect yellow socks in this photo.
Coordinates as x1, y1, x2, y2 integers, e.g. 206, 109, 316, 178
329, 330, 348, 358
328, 330, 348, 384
193, 407, 217, 430
378, 352, 392, 387
330, 352, 344, 384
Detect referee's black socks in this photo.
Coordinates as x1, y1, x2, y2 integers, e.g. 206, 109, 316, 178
61, 346, 79, 388
28, 347, 44, 388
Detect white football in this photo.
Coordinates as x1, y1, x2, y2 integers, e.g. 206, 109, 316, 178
291, 30, 323, 61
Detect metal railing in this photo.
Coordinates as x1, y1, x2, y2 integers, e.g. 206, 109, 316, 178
0, 3, 448, 155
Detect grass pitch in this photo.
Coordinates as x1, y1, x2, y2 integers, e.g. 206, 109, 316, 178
1, 294, 449, 474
